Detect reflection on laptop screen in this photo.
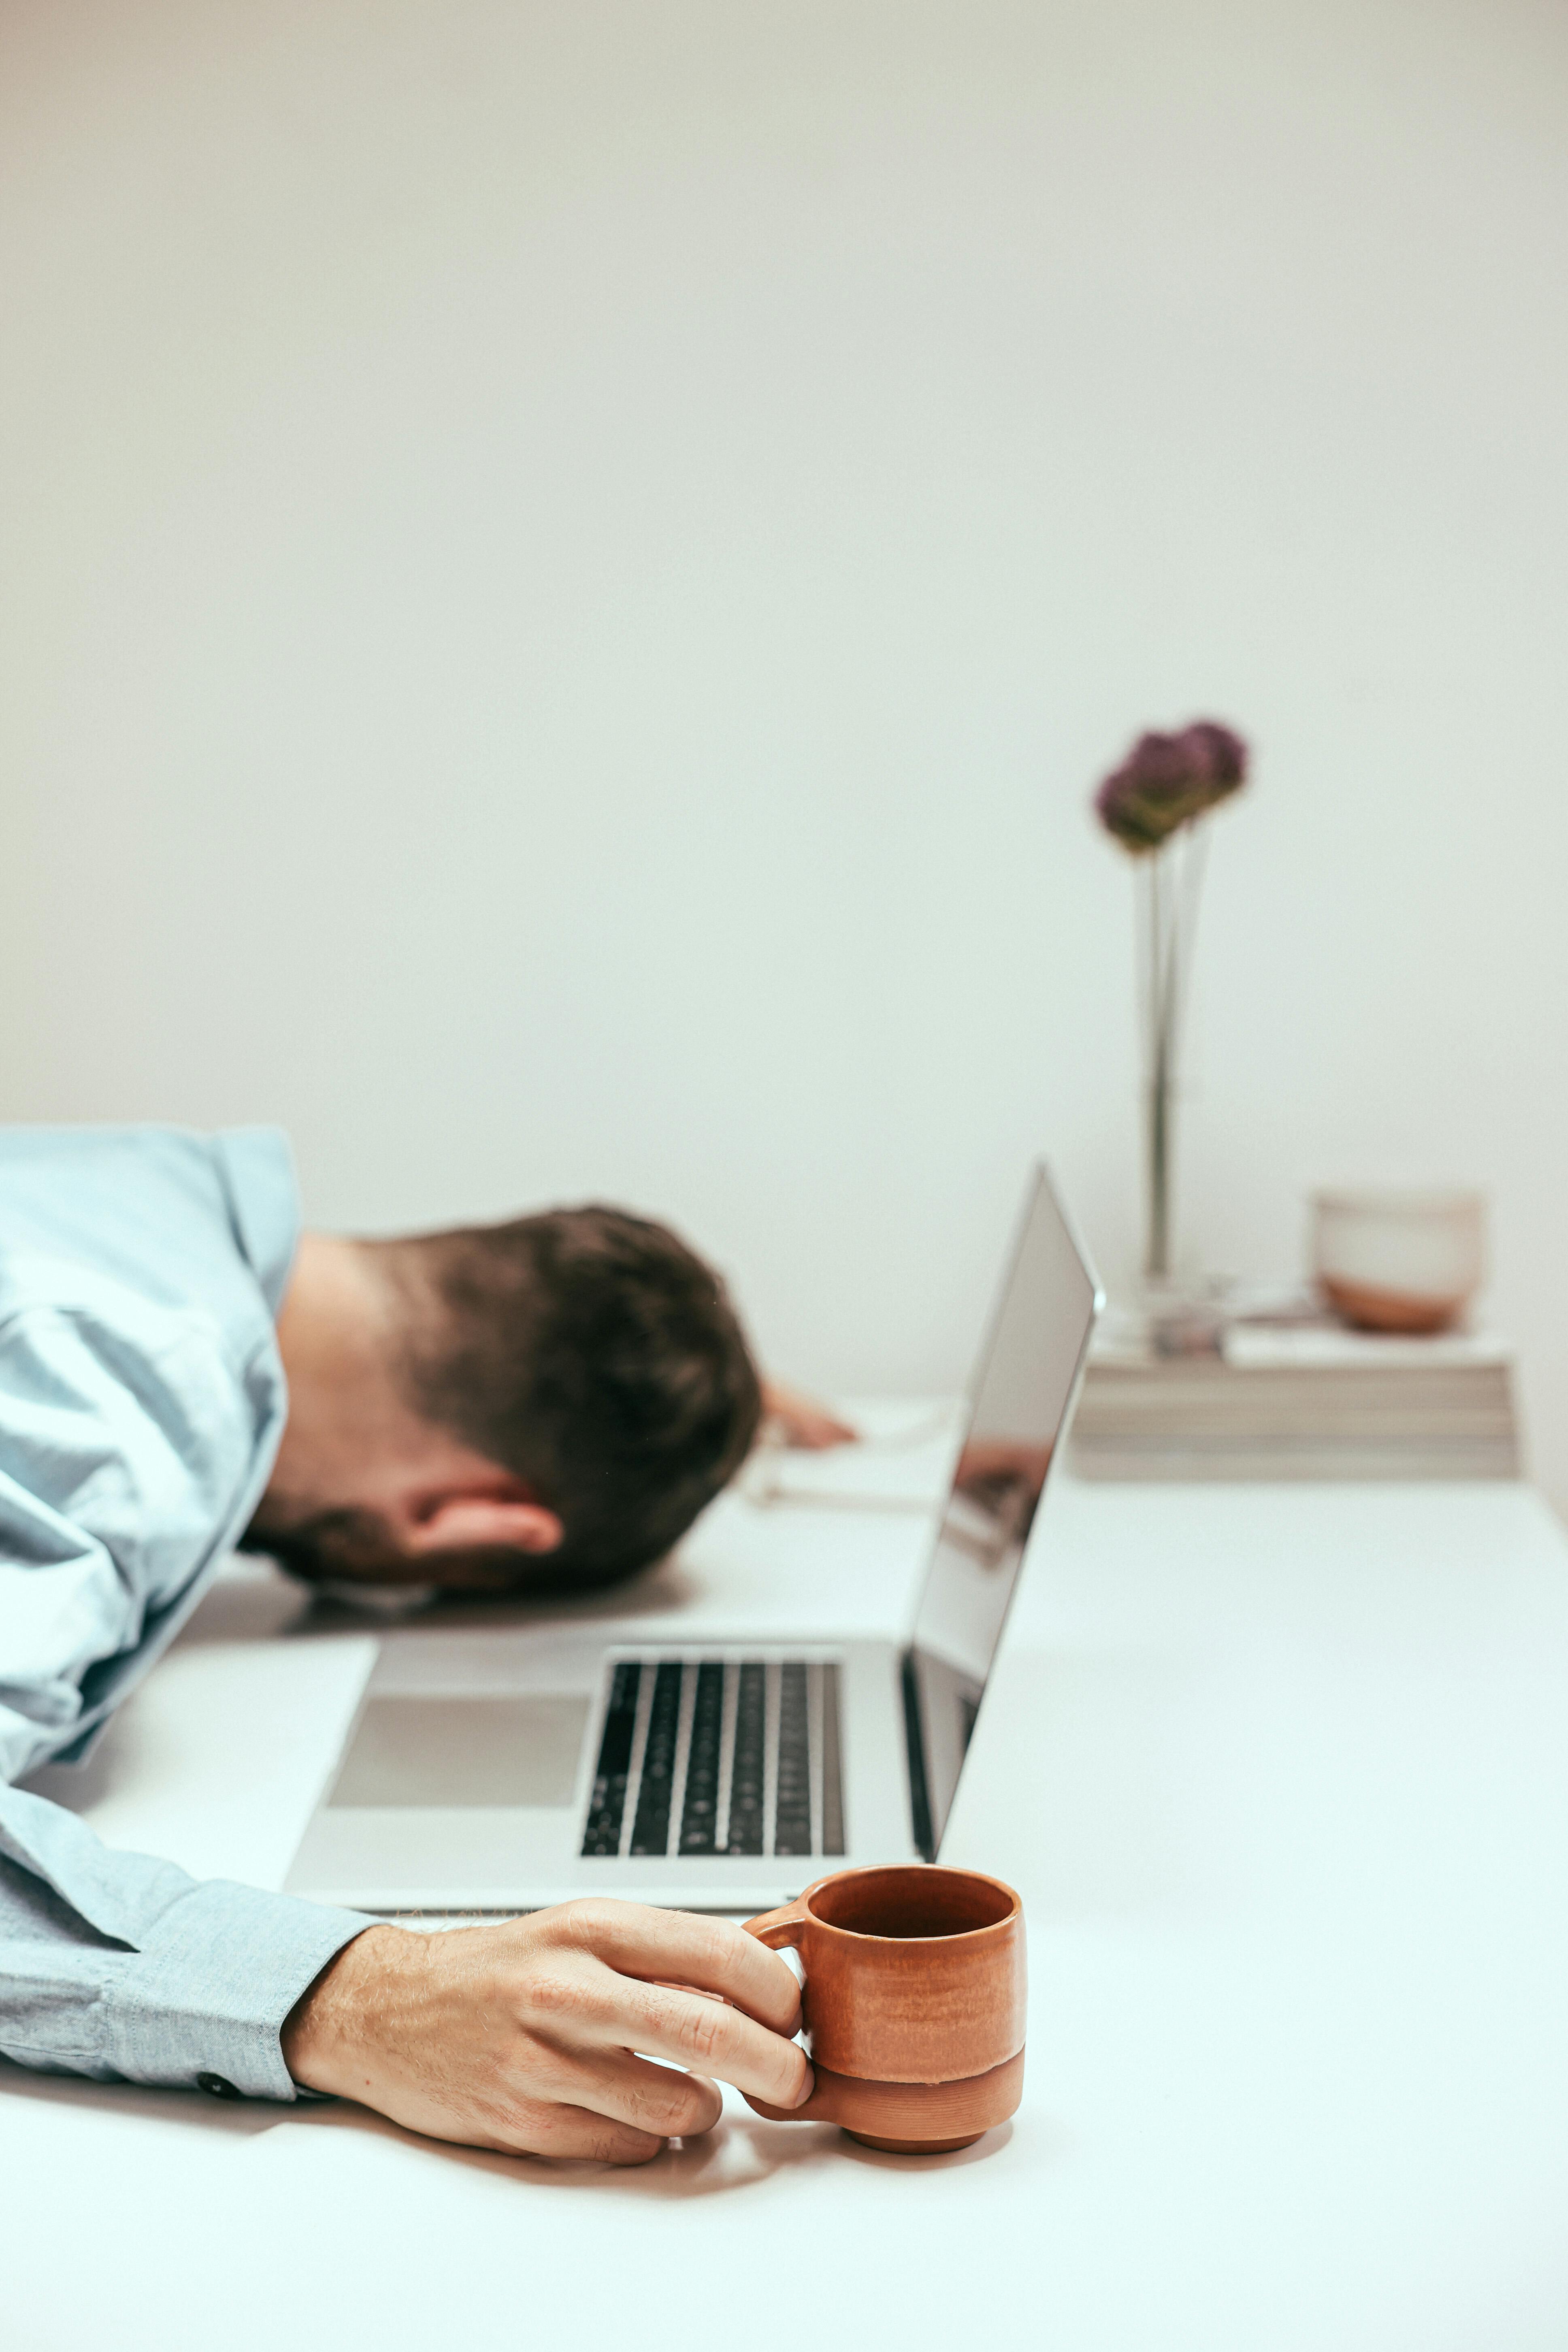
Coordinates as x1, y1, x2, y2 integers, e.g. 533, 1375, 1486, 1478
907, 1166, 1100, 1854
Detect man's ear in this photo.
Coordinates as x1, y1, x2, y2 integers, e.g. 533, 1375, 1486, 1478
403, 1489, 565, 1560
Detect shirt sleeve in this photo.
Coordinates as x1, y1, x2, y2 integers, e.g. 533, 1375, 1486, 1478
0, 1283, 365, 2097
0, 1784, 369, 2095
0, 1295, 270, 1779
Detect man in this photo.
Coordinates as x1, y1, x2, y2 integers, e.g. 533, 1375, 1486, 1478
0, 1123, 843, 2162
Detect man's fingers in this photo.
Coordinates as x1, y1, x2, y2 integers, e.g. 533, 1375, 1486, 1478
762, 1379, 859, 1449
579, 1971, 812, 2110
554, 2053, 724, 2142
506, 2103, 669, 2167
554, 1900, 803, 2035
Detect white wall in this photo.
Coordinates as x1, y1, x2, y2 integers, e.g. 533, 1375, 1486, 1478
4, 2, 1568, 1495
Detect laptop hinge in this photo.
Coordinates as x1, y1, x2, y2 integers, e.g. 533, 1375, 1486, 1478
900, 1651, 935, 1864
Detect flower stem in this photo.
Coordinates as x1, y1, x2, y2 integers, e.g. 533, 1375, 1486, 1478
1144, 846, 1172, 1279
1139, 826, 1209, 1283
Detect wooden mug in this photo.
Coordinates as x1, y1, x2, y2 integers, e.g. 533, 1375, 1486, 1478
743, 1864, 1026, 2154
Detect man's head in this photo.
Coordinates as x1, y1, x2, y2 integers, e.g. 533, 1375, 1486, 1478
247, 1205, 763, 1598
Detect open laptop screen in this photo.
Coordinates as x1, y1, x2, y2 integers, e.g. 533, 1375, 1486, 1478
907, 1165, 1101, 1854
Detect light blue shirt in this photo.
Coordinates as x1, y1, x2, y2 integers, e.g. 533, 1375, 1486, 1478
0, 1127, 366, 2098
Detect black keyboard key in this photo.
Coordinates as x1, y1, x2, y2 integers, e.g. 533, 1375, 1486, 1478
630, 1662, 683, 1856
774, 1662, 812, 1854
821, 1662, 845, 1854
679, 1663, 724, 1853
581, 1662, 641, 1856
725, 1663, 767, 1855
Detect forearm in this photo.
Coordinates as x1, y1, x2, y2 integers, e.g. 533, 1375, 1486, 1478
0, 1786, 369, 2096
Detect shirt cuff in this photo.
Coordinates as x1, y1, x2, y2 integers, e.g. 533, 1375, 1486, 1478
98, 1877, 372, 2100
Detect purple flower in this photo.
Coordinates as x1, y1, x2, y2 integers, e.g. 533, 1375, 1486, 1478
1094, 720, 1249, 854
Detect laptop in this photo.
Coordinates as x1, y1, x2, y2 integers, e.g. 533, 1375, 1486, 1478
284, 1164, 1102, 1914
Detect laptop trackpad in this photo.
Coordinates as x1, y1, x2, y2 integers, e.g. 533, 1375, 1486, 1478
328, 1695, 590, 1810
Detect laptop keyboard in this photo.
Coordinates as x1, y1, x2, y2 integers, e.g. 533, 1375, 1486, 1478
581, 1658, 845, 1861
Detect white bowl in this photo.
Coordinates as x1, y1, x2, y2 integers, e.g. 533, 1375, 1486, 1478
1311, 1187, 1486, 1334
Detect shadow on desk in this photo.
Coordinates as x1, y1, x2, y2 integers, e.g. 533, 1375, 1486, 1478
260, 2092, 1016, 2198
0, 2054, 283, 2140
173, 1550, 704, 1650
0, 2058, 1016, 2192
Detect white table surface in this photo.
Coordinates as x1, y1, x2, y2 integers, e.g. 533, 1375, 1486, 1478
8, 1428, 1568, 2352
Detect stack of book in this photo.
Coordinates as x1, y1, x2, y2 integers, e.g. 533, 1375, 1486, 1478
1069, 1312, 1519, 1483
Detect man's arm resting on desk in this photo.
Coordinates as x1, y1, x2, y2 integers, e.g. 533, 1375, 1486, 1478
282, 1902, 812, 2165
0, 1787, 812, 2161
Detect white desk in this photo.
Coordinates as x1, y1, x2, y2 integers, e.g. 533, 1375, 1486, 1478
8, 1454, 1568, 2350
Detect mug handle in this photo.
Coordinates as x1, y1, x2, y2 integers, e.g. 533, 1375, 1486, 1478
742, 1895, 810, 1954
742, 1895, 837, 2125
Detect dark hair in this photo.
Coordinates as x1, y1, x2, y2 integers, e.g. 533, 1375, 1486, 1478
379, 1204, 762, 1588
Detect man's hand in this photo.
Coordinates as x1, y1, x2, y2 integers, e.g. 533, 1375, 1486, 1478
281, 1899, 812, 2165
761, 1379, 858, 1450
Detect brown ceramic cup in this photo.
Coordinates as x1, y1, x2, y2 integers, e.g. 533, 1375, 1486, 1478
742, 1864, 1026, 2154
